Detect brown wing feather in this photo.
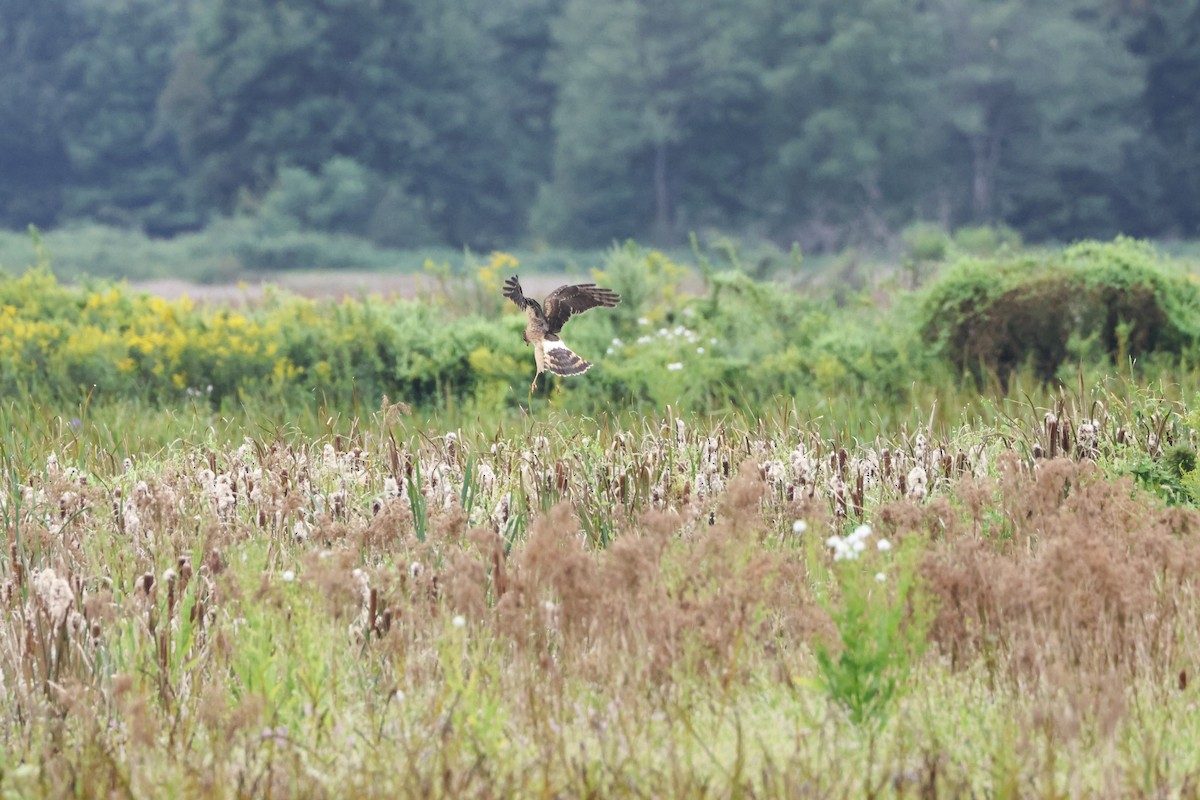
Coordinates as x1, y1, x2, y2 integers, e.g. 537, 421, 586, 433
502, 275, 532, 310
542, 283, 621, 334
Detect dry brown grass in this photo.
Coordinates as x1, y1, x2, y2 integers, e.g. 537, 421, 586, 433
3, 401, 1200, 796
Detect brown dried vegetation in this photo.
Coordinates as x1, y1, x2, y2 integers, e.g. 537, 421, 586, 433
2, 397, 1200, 795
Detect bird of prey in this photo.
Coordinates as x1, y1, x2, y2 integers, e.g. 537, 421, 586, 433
502, 275, 620, 392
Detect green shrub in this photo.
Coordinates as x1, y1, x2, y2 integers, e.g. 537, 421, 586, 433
921, 238, 1200, 383
951, 223, 1022, 255
901, 221, 950, 263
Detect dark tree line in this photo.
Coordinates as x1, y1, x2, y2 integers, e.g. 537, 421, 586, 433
1, 0, 1197, 251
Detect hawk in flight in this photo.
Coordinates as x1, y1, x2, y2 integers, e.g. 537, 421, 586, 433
503, 275, 620, 391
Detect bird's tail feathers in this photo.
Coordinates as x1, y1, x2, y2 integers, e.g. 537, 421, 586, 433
543, 340, 592, 377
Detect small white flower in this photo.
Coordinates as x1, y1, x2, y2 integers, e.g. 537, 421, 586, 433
667, 362, 683, 371
638, 317, 650, 326
452, 615, 466, 628
827, 533, 860, 561
852, 524, 872, 541
877, 538, 892, 552
393, 689, 406, 702
792, 519, 808, 534
696, 347, 705, 354
875, 572, 886, 583
281, 570, 296, 582
637, 335, 652, 344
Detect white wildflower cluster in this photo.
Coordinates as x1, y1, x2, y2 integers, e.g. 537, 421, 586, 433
624, 321, 711, 358
184, 384, 214, 398
825, 524, 891, 562
659, 324, 700, 345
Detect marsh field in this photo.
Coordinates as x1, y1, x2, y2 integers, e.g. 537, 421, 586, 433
6, 236, 1200, 797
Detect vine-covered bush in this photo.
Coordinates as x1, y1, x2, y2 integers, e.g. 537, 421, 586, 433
920, 238, 1200, 383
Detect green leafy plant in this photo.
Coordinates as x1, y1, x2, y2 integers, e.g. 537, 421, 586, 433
812, 526, 933, 726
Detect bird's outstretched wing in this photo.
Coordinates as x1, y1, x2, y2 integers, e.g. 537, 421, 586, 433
502, 275, 533, 310
543, 284, 621, 334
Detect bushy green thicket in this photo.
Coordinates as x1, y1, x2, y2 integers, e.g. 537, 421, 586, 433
3, 237, 1200, 424
0, 241, 919, 418
920, 237, 1200, 384
0, 268, 531, 410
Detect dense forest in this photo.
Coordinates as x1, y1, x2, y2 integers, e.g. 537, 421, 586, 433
2, 0, 1198, 252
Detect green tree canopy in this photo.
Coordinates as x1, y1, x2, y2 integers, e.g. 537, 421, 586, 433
0, 0, 1196, 250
